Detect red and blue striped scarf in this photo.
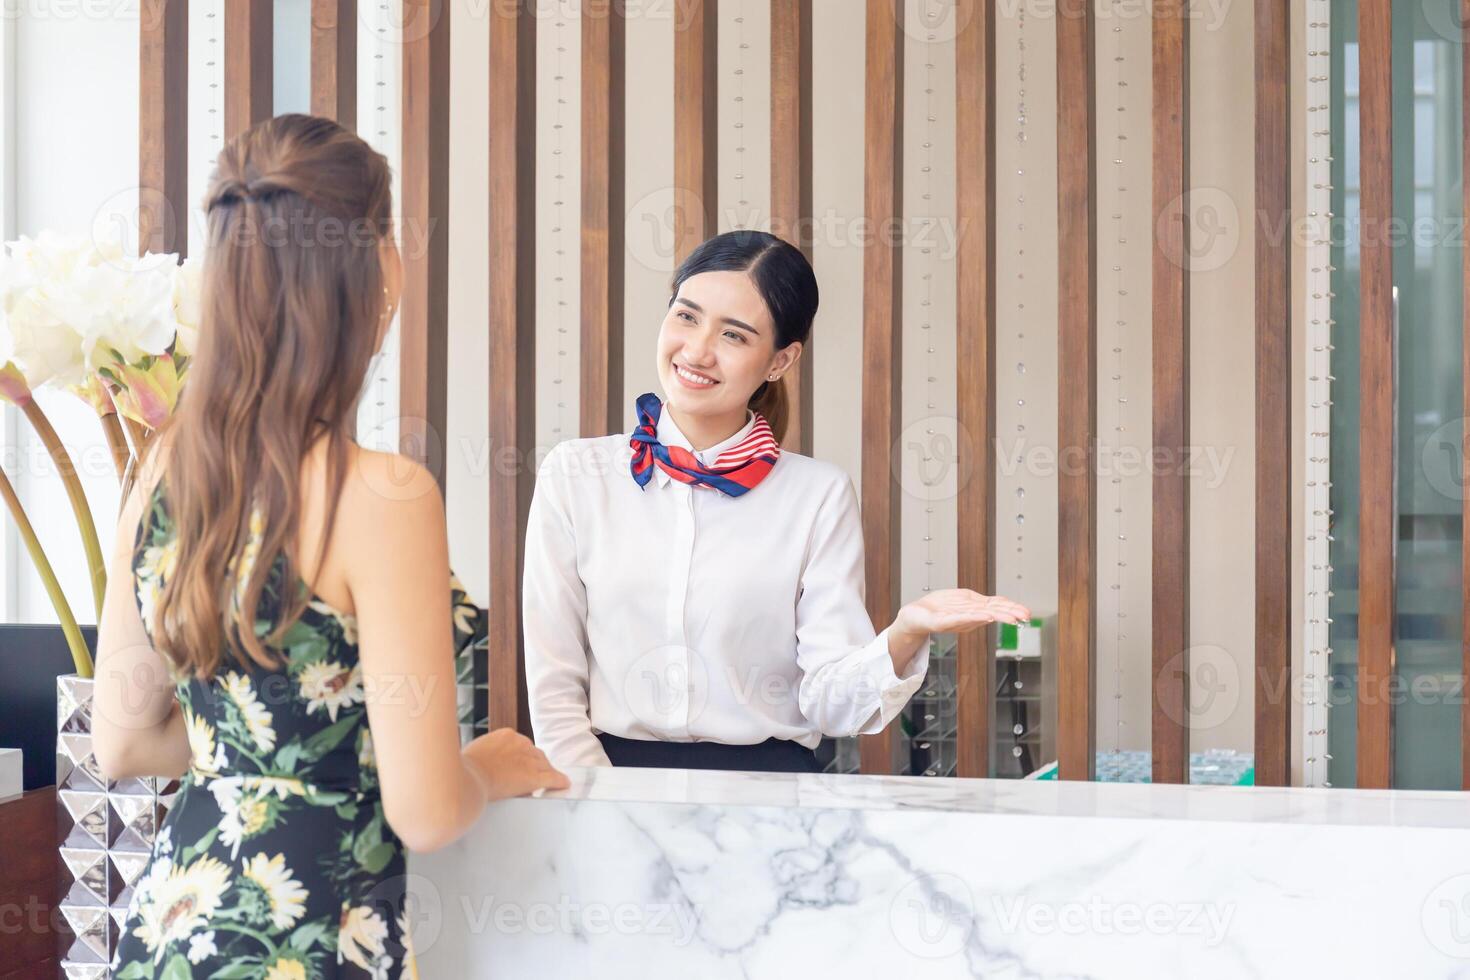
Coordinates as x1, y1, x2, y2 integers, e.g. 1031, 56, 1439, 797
629, 392, 780, 497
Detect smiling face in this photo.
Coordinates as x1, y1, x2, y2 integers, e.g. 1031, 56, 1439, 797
656, 269, 801, 421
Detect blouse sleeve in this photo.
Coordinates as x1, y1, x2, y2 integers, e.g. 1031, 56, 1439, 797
794, 474, 931, 737
522, 443, 613, 767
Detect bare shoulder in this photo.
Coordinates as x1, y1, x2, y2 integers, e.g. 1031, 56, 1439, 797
336, 445, 445, 529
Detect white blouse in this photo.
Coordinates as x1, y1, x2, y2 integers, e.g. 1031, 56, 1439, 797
522, 406, 932, 768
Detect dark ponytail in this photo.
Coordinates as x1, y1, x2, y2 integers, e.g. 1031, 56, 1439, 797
669, 230, 818, 444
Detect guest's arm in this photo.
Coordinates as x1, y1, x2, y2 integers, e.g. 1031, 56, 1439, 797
94, 466, 191, 781
344, 452, 566, 853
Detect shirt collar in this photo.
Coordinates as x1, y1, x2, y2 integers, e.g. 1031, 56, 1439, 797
650, 403, 757, 488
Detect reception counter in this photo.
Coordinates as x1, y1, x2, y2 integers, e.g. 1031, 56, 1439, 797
410, 766, 1470, 977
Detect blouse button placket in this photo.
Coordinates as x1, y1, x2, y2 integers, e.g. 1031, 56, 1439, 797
665, 482, 698, 735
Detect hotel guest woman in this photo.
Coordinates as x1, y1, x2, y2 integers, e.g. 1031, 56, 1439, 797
524, 231, 1031, 773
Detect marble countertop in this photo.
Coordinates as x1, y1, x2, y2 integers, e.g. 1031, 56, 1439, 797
539, 764, 1470, 830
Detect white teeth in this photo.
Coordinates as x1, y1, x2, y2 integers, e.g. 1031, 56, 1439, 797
675, 365, 716, 386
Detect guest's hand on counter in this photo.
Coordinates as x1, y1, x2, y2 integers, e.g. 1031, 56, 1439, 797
886, 590, 1033, 672
463, 728, 571, 803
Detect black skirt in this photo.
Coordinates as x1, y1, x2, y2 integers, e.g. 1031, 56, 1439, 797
597, 732, 822, 773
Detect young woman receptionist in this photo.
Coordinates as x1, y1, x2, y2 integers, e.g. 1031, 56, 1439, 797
524, 231, 1031, 774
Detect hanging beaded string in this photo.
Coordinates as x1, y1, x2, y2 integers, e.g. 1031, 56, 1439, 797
734, 1, 749, 218
552, 3, 570, 440
1304, 0, 1335, 787
1106, 0, 1130, 757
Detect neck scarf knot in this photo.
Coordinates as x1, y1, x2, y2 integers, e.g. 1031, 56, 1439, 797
629, 392, 780, 497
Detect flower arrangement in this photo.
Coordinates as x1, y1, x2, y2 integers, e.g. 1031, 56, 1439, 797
0, 230, 201, 677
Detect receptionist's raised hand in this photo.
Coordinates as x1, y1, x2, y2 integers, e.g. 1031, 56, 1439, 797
897, 589, 1031, 638
885, 590, 1032, 674
463, 728, 572, 803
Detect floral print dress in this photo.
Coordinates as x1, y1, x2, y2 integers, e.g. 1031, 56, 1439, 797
111, 484, 485, 980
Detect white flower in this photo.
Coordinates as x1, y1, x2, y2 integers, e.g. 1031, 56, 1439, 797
131, 854, 232, 963
358, 729, 376, 771
182, 706, 223, 777
298, 660, 365, 722
0, 232, 181, 390
172, 255, 203, 357
398, 905, 420, 980
309, 600, 359, 645
338, 905, 388, 971
186, 929, 217, 964
221, 671, 276, 753
243, 852, 309, 931
135, 537, 179, 634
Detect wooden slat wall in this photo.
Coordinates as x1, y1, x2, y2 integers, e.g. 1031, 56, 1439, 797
399, 0, 450, 479
859, 0, 904, 776
1151, 0, 1189, 785
139, 0, 187, 258
1463, 0, 1470, 793
311, 0, 357, 129
224, 0, 273, 138
954, 0, 996, 779
1254, 0, 1292, 787
770, 0, 815, 455
674, 0, 718, 263
581, 2, 626, 437
488, 1, 538, 734
1356, 0, 1395, 789
1055, 0, 1097, 781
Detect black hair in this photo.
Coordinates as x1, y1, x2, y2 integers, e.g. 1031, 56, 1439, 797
668, 230, 819, 442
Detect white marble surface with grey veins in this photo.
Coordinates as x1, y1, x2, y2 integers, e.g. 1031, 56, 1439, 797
409, 766, 1470, 978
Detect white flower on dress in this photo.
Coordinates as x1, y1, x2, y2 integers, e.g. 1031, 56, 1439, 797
243, 852, 309, 931
298, 660, 364, 722
398, 905, 420, 980
309, 599, 359, 645
182, 706, 224, 777
264, 957, 309, 980
358, 729, 376, 771
221, 671, 276, 753
338, 905, 389, 971
135, 536, 178, 633
186, 929, 217, 964
131, 854, 232, 963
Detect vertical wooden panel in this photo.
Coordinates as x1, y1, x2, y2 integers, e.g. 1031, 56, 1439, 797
954, 0, 995, 779
674, 0, 718, 263
1463, 0, 1470, 793
224, 0, 273, 138
1151, 0, 1189, 785
1356, 0, 1394, 790
771, 0, 815, 454
1254, 0, 1292, 787
859, 0, 904, 776
581, 1, 626, 437
140, 0, 187, 258
311, 0, 357, 128
399, 0, 450, 479
488, 1, 537, 735
1056, 0, 1097, 781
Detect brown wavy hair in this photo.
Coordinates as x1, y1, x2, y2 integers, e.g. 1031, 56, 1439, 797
150, 114, 393, 679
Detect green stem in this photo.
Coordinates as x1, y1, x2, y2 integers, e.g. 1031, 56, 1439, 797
20, 398, 106, 620
0, 464, 92, 677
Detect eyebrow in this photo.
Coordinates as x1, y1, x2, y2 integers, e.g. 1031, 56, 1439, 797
674, 297, 759, 336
